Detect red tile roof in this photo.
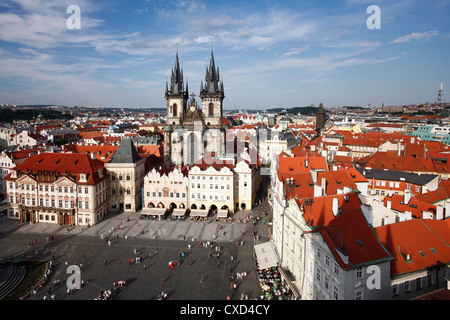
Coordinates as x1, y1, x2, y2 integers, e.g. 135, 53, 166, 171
301, 192, 393, 269
383, 193, 436, 218
357, 151, 450, 174
4, 152, 107, 185
63, 144, 118, 162
375, 219, 450, 277
278, 155, 327, 175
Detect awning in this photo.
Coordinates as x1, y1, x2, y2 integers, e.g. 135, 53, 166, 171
190, 209, 208, 217
172, 209, 187, 217
254, 242, 279, 270
141, 208, 166, 216
217, 209, 228, 219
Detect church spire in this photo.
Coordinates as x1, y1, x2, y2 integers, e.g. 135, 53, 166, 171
203, 48, 222, 94
169, 49, 184, 95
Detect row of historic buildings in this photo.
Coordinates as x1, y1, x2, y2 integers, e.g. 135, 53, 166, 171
269, 143, 450, 300
2, 50, 262, 225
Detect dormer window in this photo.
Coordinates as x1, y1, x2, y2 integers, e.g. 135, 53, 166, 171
80, 173, 87, 183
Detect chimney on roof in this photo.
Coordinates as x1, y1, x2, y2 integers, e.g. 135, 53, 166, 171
445, 200, 450, 219
386, 200, 391, 209
91, 152, 96, 160
311, 170, 318, 183
404, 189, 411, 204
437, 205, 444, 220
405, 211, 412, 221
321, 177, 327, 195
332, 197, 339, 216
314, 184, 323, 197
423, 211, 432, 219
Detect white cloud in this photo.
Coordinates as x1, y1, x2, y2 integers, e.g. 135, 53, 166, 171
390, 31, 438, 44
282, 45, 310, 57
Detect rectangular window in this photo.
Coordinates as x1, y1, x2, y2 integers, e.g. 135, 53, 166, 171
356, 267, 362, 279
334, 263, 340, 276
333, 286, 339, 300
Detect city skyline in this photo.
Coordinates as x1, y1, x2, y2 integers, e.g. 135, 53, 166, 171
0, 0, 449, 109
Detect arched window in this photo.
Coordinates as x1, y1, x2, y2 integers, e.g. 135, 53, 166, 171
126, 174, 131, 181
173, 104, 177, 117
126, 188, 131, 195
209, 103, 214, 116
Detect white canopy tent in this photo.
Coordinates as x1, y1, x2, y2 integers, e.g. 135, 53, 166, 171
217, 209, 228, 219
189, 209, 208, 217
141, 208, 166, 216
254, 242, 280, 270
172, 209, 187, 217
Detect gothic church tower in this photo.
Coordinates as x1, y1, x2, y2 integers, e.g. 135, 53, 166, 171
200, 50, 224, 127
165, 52, 188, 126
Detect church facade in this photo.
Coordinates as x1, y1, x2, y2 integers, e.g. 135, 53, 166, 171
163, 50, 226, 167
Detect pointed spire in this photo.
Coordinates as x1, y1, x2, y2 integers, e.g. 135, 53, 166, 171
169, 47, 184, 95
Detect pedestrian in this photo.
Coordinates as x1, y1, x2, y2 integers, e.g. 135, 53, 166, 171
104, 259, 107, 265
108, 240, 111, 246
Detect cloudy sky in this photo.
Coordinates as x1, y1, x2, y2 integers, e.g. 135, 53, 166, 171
0, 0, 449, 110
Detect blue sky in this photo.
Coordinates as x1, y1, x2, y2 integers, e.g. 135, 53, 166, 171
0, 0, 449, 110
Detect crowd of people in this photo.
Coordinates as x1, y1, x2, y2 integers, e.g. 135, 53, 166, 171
95, 289, 112, 300
256, 266, 293, 300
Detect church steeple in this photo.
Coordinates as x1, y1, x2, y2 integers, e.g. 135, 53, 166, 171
203, 50, 223, 95
166, 49, 189, 126
200, 47, 224, 127
168, 51, 184, 95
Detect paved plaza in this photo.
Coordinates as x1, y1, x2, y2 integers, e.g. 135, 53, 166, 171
0, 200, 272, 300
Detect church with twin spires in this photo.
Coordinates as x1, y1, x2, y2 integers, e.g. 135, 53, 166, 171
163, 50, 226, 167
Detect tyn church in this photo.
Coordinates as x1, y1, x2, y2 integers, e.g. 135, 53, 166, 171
163, 50, 226, 167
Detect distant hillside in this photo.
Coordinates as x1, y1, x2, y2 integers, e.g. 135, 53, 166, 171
267, 106, 320, 115
0, 108, 73, 122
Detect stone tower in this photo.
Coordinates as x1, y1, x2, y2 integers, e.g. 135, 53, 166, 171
165, 52, 189, 126
316, 103, 326, 134
200, 50, 224, 127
